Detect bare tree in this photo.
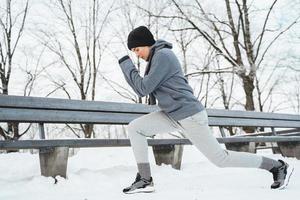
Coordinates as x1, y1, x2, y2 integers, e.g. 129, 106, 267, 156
169, 23, 200, 76
255, 60, 288, 113
185, 44, 220, 108
0, 0, 29, 141
137, 0, 300, 132
139, 0, 299, 111
35, 0, 116, 138
101, 0, 141, 104
0, 0, 29, 95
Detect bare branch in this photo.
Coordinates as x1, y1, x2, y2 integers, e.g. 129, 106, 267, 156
225, 0, 243, 65
11, 1, 29, 57
196, 0, 237, 64
65, 124, 81, 138
185, 69, 233, 77
257, 16, 300, 69
99, 73, 138, 103
171, 0, 237, 67
254, 0, 278, 61
285, 65, 300, 72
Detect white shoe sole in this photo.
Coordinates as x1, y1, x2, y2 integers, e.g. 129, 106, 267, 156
278, 165, 294, 190
124, 186, 155, 194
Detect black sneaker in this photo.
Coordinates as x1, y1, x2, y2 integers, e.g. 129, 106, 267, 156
123, 173, 155, 194
270, 159, 294, 189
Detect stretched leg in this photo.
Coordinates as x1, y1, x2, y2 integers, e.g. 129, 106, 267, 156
127, 111, 178, 179
177, 110, 281, 170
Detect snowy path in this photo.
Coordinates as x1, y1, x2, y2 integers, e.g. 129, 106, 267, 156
0, 146, 299, 200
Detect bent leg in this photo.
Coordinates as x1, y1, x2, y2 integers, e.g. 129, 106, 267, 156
178, 110, 281, 170
128, 111, 178, 178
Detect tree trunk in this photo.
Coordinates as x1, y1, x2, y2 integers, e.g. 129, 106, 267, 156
242, 75, 255, 111
241, 74, 256, 133
84, 124, 94, 138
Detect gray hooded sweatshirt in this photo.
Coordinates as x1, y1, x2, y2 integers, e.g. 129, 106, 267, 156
118, 39, 204, 121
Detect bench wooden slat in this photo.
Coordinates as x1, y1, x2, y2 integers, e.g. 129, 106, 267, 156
208, 117, 300, 128
1, 107, 299, 128
1, 95, 299, 121
0, 108, 140, 124
207, 109, 300, 121
0, 139, 191, 149
218, 136, 300, 143
0, 95, 158, 114
234, 129, 300, 137
1, 136, 300, 149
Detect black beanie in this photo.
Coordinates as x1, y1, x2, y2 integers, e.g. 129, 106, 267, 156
127, 26, 156, 50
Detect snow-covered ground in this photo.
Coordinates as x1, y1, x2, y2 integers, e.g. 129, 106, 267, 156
0, 146, 299, 200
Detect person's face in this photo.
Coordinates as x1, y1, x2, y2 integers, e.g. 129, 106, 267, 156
131, 46, 150, 61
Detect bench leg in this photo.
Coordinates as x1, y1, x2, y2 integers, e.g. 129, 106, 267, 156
270, 142, 282, 154
277, 141, 300, 159
39, 147, 69, 178
256, 142, 282, 154
225, 142, 256, 153
152, 144, 184, 170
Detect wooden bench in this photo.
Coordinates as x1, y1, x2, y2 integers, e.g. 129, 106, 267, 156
0, 95, 188, 178
232, 128, 300, 154
208, 110, 300, 156
0, 95, 300, 179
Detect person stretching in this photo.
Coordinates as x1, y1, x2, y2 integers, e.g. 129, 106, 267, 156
118, 26, 293, 194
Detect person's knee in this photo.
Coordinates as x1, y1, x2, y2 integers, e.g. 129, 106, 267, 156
128, 120, 137, 132
128, 120, 139, 137
128, 119, 151, 137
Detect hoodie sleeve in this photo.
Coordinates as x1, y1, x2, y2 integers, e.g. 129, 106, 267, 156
118, 52, 174, 97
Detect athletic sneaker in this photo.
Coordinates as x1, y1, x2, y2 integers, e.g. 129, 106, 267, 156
270, 159, 294, 189
123, 173, 155, 194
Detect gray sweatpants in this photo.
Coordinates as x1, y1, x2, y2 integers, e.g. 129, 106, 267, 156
128, 110, 279, 179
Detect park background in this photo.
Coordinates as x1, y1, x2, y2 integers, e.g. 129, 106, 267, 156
0, 0, 300, 199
